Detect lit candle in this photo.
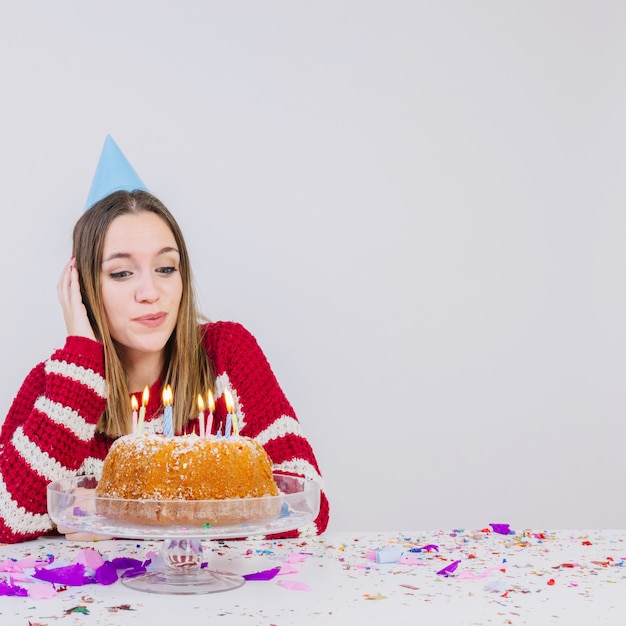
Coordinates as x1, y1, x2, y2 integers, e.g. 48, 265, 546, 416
197, 393, 205, 437
137, 386, 149, 436
224, 389, 238, 437
206, 389, 215, 437
131, 395, 138, 436
163, 385, 174, 437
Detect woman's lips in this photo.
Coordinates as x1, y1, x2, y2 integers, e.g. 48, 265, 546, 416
133, 313, 167, 328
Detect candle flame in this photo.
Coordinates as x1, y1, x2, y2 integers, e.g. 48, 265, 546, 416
162, 385, 173, 406
207, 389, 215, 412
131, 395, 138, 411
197, 393, 205, 412
142, 385, 150, 407
224, 389, 235, 413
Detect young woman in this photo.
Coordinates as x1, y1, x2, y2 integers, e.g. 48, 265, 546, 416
0, 190, 329, 543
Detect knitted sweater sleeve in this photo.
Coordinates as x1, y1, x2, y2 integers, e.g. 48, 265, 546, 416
0, 336, 108, 543
205, 322, 329, 537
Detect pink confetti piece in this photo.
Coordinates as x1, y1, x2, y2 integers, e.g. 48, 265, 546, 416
0, 557, 49, 573
28, 583, 57, 599
285, 553, 309, 564
0, 573, 32, 583
277, 579, 312, 592
398, 554, 427, 566
277, 564, 299, 576
74, 549, 105, 570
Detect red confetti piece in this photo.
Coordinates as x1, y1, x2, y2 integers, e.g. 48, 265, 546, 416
547, 578, 556, 586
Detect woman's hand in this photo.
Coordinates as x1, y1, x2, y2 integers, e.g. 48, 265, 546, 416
56, 487, 113, 542
57, 257, 96, 341
57, 527, 112, 542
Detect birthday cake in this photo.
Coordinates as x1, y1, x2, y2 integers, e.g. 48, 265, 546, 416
95, 434, 281, 526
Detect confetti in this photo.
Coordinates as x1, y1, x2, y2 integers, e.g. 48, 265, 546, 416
2, 526, 625, 626
277, 579, 312, 591
243, 567, 281, 581
107, 604, 136, 612
436, 560, 461, 577
490, 524, 512, 535
364, 592, 388, 600
65, 606, 90, 615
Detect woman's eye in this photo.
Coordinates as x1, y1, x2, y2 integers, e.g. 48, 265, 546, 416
157, 266, 177, 275
109, 271, 131, 280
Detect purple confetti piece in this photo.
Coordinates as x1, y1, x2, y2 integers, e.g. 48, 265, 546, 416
243, 567, 281, 581
72, 506, 88, 517
490, 523, 511, 535
120, 564, 147, 580
95, 561, 119, 586
33, 563, 89, 586
110, 557, 143, 570
409, 544, 439, 553
0, 579, 28, 597
436, 559, 461, 577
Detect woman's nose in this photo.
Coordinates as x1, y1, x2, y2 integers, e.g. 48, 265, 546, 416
135, 272, 159, 302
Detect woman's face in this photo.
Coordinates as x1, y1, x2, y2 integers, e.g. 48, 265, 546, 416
100, 211, 183, 362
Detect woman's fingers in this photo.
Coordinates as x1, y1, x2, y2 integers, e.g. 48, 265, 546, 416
58, 526, 113, 542
57, 258, 96, 340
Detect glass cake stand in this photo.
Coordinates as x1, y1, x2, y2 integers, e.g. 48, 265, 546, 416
47, 473, 320, 595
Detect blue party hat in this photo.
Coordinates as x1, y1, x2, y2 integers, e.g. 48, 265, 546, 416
84, 135, 148, 210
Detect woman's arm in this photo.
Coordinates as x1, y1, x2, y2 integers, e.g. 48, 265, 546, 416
205, 322, 330, 537
0, 336, 107, 543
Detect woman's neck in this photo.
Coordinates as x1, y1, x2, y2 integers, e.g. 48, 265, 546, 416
122, 350, 165, 394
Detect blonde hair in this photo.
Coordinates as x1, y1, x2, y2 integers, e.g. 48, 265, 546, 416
73, 190, 214, 437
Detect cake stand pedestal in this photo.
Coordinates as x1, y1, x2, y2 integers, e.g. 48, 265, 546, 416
124, 537, 244, 594
47, 473, 320, 595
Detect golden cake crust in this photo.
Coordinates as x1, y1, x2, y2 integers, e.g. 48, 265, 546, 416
95, 434, 281, 526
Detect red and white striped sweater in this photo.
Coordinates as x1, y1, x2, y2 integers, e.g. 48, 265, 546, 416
0, 321, 329, 543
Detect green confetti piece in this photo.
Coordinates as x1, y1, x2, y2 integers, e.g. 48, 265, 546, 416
66, 605, 90, 615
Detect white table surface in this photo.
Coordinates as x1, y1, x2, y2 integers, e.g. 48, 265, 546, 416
1, 529, 625, 625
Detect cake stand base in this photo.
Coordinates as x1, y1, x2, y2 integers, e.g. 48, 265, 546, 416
121, 568, 245, 595
121, 538, 245, 595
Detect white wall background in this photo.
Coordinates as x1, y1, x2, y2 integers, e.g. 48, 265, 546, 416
1, 1, 624, 531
